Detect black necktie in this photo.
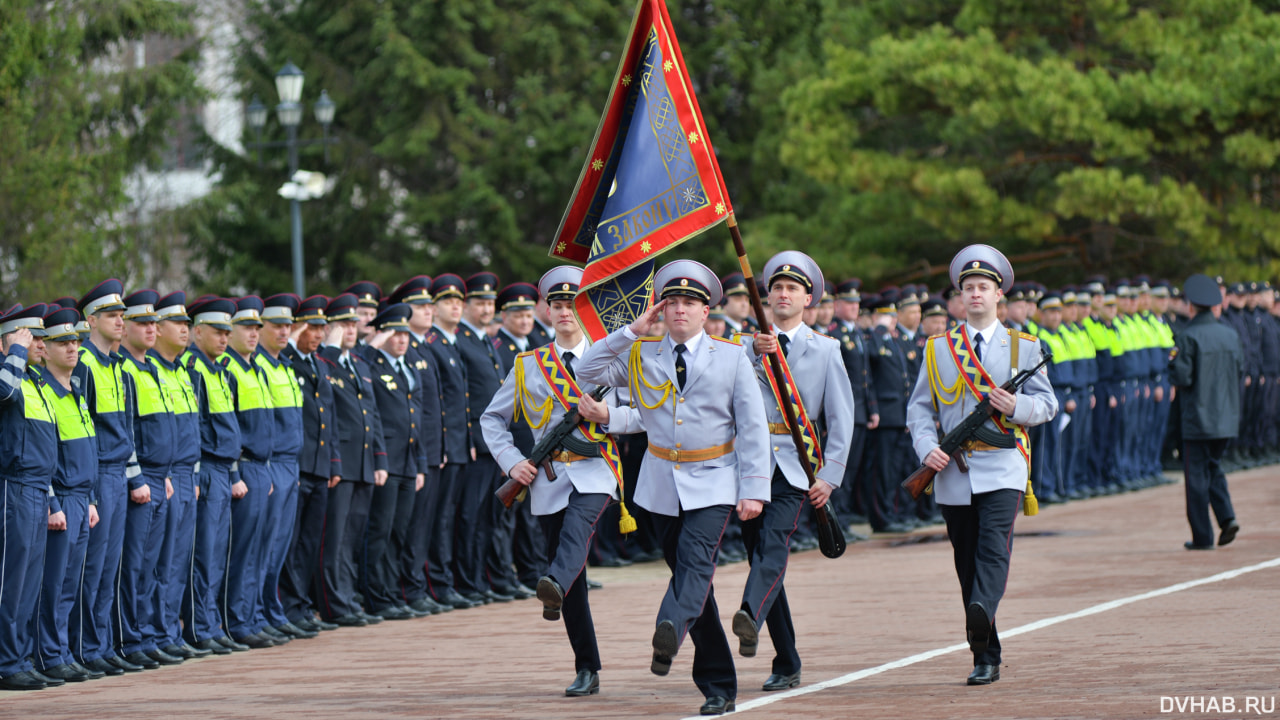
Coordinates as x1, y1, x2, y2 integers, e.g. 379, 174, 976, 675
397, 358, 413, 390
562, 351, 576, 381
344, 356, 356, 377
308, 355, 318, 375
974, 333, 985, 363
778, 333, 791, 357
674, 343, 687, 390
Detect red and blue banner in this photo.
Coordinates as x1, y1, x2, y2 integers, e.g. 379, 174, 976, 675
550, 0, 734, 340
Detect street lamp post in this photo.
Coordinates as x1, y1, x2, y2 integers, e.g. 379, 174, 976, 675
245, 60, 336, 297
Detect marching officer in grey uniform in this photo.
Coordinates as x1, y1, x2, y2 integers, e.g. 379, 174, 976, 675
906, 245, 1057, 686
481, 266, 643, 698
578, 259, 771, 717
730, 252, 854, 693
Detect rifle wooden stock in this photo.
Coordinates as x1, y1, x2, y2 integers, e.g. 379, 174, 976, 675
902, 465, 937, 501
495, 479, 527, 509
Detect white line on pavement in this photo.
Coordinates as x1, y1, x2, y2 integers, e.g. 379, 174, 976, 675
681, 556, 1280, 719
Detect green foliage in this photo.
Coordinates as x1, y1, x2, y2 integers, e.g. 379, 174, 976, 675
781, 0, 1280, 286
185, 0, 1280, 296
0, 0, 201, 302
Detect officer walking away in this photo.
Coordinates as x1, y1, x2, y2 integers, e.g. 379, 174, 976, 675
1169, 274, 1243, 551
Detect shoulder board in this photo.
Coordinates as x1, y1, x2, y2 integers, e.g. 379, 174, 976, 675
808, 329, 832, 340
318, 356, 338, 369
425, 334, 437, 344
1018, 331, 1037, 342
928, 332, 947, 343
638, 336, 663, 343
516, 350, 537, 360
711, 335, 742, 345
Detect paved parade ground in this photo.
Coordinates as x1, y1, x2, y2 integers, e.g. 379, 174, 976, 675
6, 466, 1277, 719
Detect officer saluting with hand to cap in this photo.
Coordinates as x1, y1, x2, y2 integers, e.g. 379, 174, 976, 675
906, 245, 1057, 686
0, 304, 60, 690
577, 259, 771, 717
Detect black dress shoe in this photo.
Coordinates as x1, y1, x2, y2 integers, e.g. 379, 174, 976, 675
399, 604, 431, 618
278, 621, 319, 639
483, 588, 515, 603
564, 669, 599, 697
161, 644, 196, 660
1184, 541, 1215, 551
215, 635, 251, 652
507, 583, 537, 600
292, 617, 320, 632
651, 620, 678, 676
536, 576, 564, 621
762, 671, 801, 691
260, 626, 291, 642
29, 668, 65, 686
586, 578, 603, 590
85, 657, 125, 675
123, 651, 161, 669
967, 664, 1000, 685
731, 609, 758, 657
71, 660, 106, 679
464, 591, 491, 605
314, 618, 339, 631
699, 696, 736, 715
409, 597, 442, 615
180, 642, 213, 658
193, 638, 233, 655
233, 633, 276, 649
146, 648, 185, 665
357, 610, 385, 624
1219, 519, 1240, 546
331, 613, 368, 627
43, 663, 91, 682
0, 670, 47, 691
441, 590, 479, 609
106, 654, 146, 672
966, 602, 991, 655
375, 606, 413, 621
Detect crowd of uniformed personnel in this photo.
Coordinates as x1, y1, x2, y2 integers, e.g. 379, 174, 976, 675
2, 266, 1276, 694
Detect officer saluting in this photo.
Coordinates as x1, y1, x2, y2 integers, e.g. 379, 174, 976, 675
578, 259, 771, 717
316, 294, 388, 627
906, 245, 1057, 686
481, 266, 643, 698
731, 252, 854, 693
0, 304, 59, 691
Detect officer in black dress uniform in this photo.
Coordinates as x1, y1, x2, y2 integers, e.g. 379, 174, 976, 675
387, 276, 449, 616
279, 295, 341, 631
831, 279, 877, 525
866, 292, 916, 533
454, 272, 513, 604
491, 282, 545, 598
316, 294, 387, 627
424, 274, 478, 610
356, 303, 426, 621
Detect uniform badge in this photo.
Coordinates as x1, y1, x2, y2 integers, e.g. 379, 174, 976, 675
907, 350, 917, 360
332, 378, 344, 389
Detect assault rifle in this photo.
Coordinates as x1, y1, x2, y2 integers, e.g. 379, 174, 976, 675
495, 386, 612, 508
901, 350, 1052, 500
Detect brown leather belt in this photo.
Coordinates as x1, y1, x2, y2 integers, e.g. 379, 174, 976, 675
648, 440, 735, 463
551, 450, 593, 463
960, 439, 1003, 453
768, 423, 793, 435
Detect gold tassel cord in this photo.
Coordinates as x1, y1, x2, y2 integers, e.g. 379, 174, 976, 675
628, 341, 675, 410
513, 358, 555, 430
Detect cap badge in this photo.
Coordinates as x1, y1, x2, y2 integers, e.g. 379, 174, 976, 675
680, 279, 689, 287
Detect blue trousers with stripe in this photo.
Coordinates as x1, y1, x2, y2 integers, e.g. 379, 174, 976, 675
118, 471, 169, 655
36, 494, 90, 669
184, 459, 232, 642
70, 462, 127, 663
0, 480, 49, 676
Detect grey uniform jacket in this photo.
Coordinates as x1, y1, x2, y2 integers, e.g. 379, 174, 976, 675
577, 327, 771, 517
739, 328, 855, 490
480, 346, 643, 516
905, 323, 1058, 505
